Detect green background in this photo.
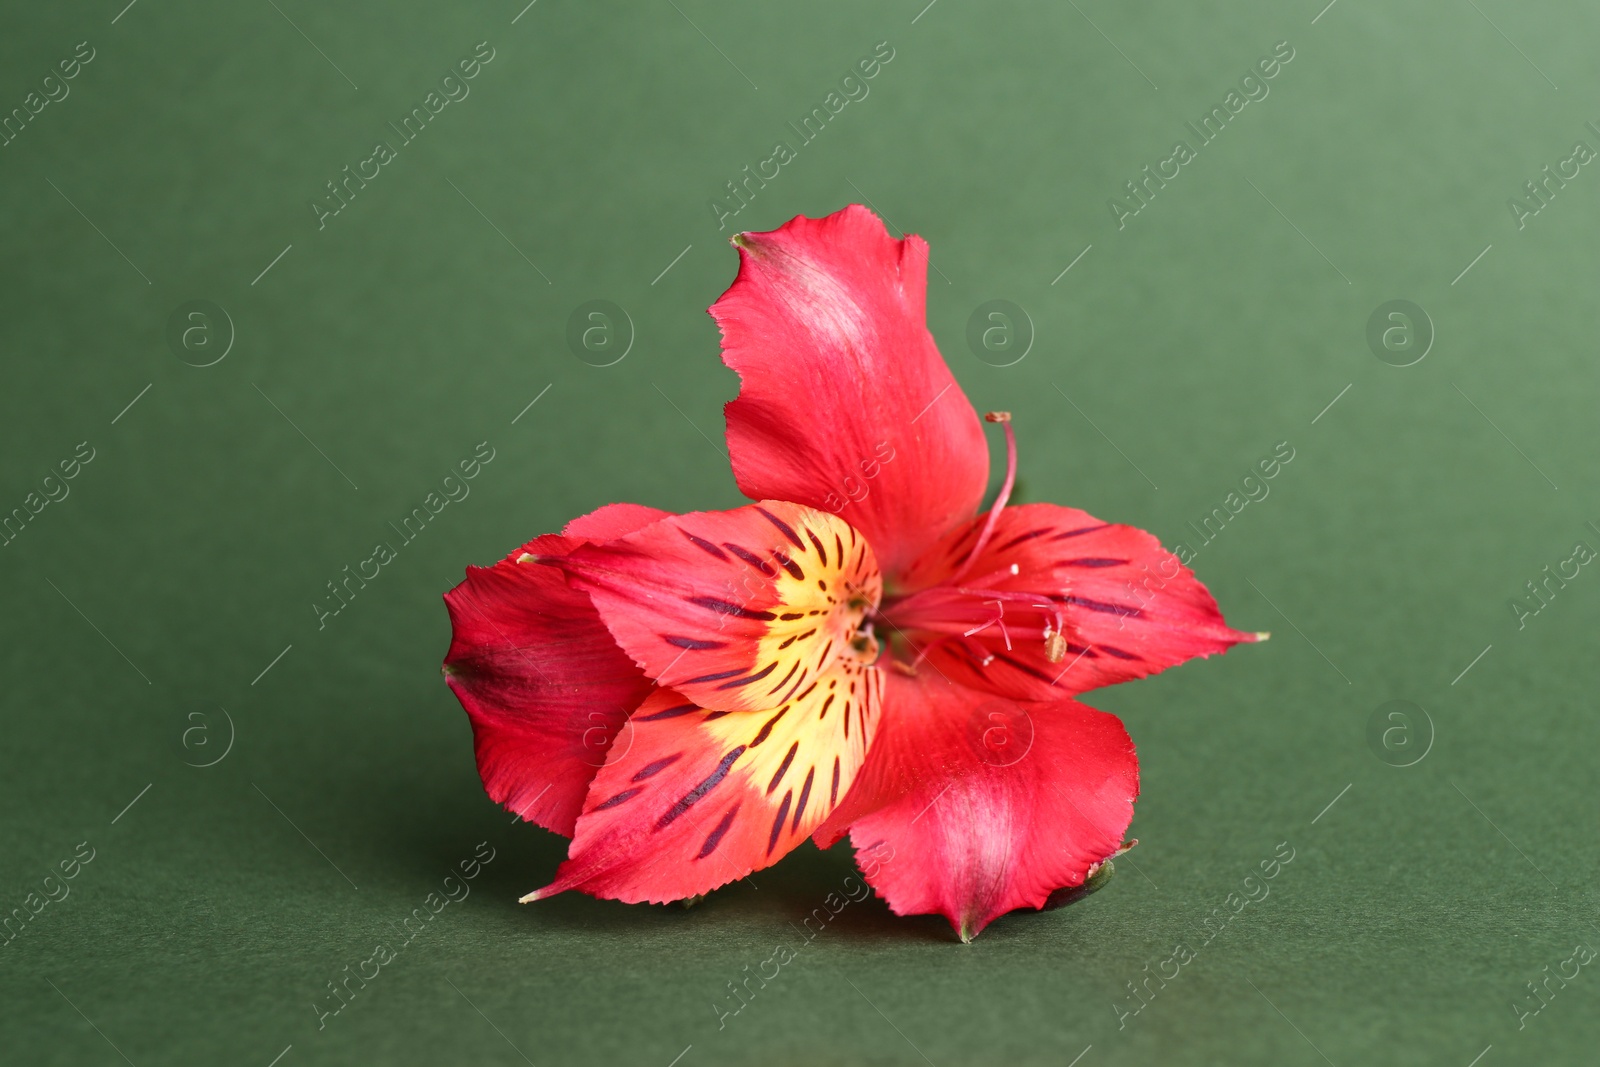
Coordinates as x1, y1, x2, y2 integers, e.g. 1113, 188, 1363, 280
3, 1, 1596, 1064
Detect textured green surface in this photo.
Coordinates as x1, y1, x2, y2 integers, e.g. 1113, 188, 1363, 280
3, 1, 1597, 1064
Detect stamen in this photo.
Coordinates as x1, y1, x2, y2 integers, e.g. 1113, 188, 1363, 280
875, 421, 1077, 672
947, 412, 1018, 584
960, 599, 1009, 647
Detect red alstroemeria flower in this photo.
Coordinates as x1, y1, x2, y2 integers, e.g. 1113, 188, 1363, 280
442, 205, 1262, 940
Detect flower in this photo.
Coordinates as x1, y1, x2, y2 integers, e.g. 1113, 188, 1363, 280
442, 205, 1262, 940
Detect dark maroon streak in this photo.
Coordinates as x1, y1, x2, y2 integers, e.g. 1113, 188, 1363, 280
682, 531, 731, 560
632, 754, 684, 781
697, 805, 740, 859
767, 742, 798, 795
755, 506, 806, 550
657, 747, 746, 830
768, 793, 793, 854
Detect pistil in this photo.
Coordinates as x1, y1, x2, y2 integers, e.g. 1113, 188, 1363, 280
946, 411, 1018, 585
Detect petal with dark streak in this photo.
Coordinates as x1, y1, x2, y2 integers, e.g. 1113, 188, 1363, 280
890, 502, 1259, 702
527, 663, 883, 904
551, 501, 882, 712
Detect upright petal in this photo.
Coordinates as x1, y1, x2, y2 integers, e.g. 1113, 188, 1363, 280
887, 503, 1260, 701
526, 662, 883, 904
547, 502, 882, 712
816, 672, 1137, 940
442, 504, 670, 836
711, 205, 990, 576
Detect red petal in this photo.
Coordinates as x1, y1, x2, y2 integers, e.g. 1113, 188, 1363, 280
711, 205, 990, 577
563, 502, 673, 541
526, 662, 883, 904
551, 502, 882, 713
815, 671, 1137, 940
890, 503, 1259, 701
442, 504, 670, 836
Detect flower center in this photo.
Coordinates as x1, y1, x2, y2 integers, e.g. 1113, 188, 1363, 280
750, 517, 884, 683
